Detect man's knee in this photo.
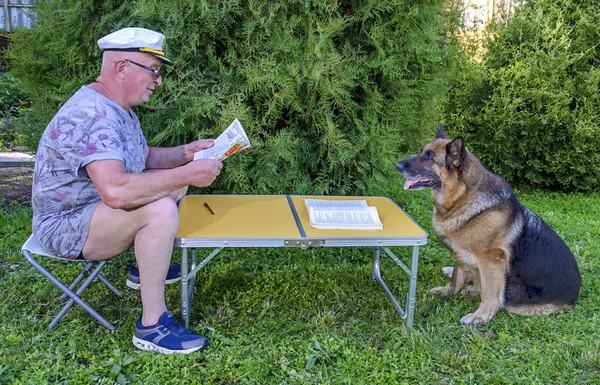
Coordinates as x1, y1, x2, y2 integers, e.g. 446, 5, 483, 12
143, 196, 180, 230
170, 186, 188, 203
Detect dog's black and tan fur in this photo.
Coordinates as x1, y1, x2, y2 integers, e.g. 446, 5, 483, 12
396, 124, 581, 325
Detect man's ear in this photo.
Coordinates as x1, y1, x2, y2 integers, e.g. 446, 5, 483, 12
115, 60, 127, 79
436, 122, 448, 139
446, 136, 466, 169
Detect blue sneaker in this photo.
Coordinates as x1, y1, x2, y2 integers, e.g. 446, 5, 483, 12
132, 311, 209, 354
126, 264, 181, 290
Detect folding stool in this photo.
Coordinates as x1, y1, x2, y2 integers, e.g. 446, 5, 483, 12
21, 234, 122, 331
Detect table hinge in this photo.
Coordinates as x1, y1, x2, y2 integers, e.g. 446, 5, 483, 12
284, 239, 325, 249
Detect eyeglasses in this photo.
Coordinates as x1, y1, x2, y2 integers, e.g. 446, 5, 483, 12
125, 59, 161, 78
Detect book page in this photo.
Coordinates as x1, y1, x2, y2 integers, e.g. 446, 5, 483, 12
304, 199, 368, 209
194, 119, 250, 161
307, 205, 383, 230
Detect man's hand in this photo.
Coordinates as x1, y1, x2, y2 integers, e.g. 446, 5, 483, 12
184, 139, 215, 162
184, 159, 223, 188
147, 139, 215, 169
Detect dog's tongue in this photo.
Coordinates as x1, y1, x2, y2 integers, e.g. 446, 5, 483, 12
404, 179, 418, 190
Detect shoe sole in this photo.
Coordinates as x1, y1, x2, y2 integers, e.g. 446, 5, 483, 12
132, 335, 208, 355
126, 277, 181, 291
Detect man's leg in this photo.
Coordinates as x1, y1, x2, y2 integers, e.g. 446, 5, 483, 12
83, 187, 208, 354
82, 188, 185, 326
126, 187, 187, 290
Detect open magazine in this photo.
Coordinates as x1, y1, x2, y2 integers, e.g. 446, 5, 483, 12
194, 119, 250, 161
304, 199, 383, 230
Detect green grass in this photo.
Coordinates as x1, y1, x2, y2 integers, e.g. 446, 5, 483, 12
1, 191, 599, 384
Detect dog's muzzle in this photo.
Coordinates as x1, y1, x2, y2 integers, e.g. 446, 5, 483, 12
396, 160, 410, 172
396, 158, 436, 190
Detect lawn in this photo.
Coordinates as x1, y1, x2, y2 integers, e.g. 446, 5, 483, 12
0, 190, 598, 384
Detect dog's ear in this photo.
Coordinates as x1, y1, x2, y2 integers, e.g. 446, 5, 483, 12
446, 136, 466, 169
436, 122, 448, 139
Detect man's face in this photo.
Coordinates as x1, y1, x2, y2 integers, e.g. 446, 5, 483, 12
124, 55, 162, 107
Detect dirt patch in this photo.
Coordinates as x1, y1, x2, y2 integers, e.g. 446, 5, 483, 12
0, 166, 33, 203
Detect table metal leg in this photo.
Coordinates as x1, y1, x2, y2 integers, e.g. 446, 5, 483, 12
180, 247, 190, 327
180, 247, 223, 328
188, 249, 197, 305
372, 246, 406, 319
371, 245, 420, 331
405, 246, 420, 330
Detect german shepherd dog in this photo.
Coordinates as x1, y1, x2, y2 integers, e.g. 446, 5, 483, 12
396, 124, 581, 325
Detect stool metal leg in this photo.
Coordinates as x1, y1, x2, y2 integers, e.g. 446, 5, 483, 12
23, 251, 116, 331
46, 260, 116, 331
95, 272, 122, 297
58, 262, 94, 301
58, 262, 121, 300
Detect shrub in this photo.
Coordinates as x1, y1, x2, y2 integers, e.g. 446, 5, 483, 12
7, 0, 460, 195
443, 0, 600, 192
0, 73, 30, 149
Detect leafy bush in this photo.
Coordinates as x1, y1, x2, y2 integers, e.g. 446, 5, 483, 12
443, 0, 600, 192
0, 73, 30, 149
7, 0, 460, 195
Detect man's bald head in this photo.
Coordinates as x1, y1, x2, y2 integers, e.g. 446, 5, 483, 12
100, 51, 161, 76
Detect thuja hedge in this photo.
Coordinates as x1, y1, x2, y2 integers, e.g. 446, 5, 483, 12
443, 0, 600, 192
7, 0, 460, 196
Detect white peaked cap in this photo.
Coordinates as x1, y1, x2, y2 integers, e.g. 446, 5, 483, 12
98, 27, 173, 65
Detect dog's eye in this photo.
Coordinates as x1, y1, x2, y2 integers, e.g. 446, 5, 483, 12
422, 150, 433, 161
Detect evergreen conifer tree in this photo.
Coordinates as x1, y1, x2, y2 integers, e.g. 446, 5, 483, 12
9, 0, 460, 195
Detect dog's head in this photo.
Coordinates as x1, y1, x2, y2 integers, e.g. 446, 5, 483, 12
396, 123, 467, 190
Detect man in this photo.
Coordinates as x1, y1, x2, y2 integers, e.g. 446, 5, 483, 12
31, 27, 222, 354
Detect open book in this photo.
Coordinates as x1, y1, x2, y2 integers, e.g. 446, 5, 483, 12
194, 119, 251, 161
305, 199, 383, 230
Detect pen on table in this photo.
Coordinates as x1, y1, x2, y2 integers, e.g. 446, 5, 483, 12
204, 202, 215, 215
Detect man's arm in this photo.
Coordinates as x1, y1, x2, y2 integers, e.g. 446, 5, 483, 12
86, 158, 222, 210
145, 139, 215, 169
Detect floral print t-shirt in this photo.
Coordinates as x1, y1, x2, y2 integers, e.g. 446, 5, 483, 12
32, 86, 148, 259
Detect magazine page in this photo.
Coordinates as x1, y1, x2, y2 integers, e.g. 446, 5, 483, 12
194, 119, 250, 161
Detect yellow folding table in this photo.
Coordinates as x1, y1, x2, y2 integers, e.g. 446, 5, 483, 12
175, 195, 428, 330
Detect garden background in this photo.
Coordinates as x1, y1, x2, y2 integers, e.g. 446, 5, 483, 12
1, 0, 599, 383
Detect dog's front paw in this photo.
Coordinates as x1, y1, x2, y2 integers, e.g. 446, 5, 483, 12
466, 285, 480, 296
441, 266, 454, 279
460, 308, 496, 325
460, 313, 489, 325
430, 286, 452, 296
